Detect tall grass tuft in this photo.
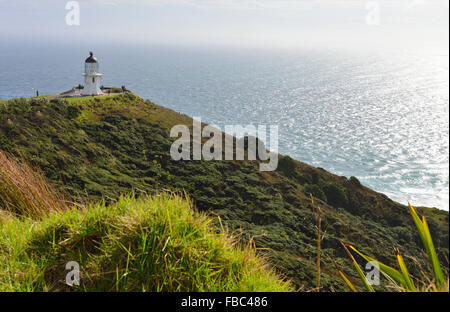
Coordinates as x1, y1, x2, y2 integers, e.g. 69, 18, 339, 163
0, 150, 66, 218
310, 194, 326, 292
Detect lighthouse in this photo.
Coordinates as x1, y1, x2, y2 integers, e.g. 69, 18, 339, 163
82, 52, 104, 96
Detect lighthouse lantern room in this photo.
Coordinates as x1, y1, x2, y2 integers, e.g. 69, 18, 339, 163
82, 52, 104, 96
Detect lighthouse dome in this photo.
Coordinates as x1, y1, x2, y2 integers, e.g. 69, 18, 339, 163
84, 52, 101, 75
85, 52, 98, 63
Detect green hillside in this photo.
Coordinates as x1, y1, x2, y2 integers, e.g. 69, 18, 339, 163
0, 94, 448, 291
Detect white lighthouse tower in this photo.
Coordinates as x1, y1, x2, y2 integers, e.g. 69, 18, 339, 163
82, 52, 104, 96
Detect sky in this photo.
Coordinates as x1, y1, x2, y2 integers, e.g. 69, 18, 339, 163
0, 0, 448, 52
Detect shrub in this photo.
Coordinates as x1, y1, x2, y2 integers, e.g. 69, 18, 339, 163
304, 184, 327, 202
349, 176, 362, 187
67, 105, 81, 120
277, 156, 297, 176
393, 226, 413, 243
323, 182, 348, 208
110, 87, 124, 93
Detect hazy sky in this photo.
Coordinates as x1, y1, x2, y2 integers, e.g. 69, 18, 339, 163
0, 0, 448, 52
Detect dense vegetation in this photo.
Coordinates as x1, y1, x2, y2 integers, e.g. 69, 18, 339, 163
0, 152, 288, 291
0, 94, 448, 291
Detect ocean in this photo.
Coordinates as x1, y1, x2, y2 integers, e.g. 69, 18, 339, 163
0, 42, 448, 210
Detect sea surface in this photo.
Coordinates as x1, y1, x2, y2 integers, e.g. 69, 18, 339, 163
0, 43, 448, 210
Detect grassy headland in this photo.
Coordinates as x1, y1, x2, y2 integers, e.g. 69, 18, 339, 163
0, 94, 448, 291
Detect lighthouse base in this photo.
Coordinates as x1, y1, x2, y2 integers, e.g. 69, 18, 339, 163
81, 90, 104, 96
82, 74, 104, 96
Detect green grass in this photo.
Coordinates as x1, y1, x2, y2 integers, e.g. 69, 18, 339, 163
63, 93, 123, 104
0, 193, 290, 292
